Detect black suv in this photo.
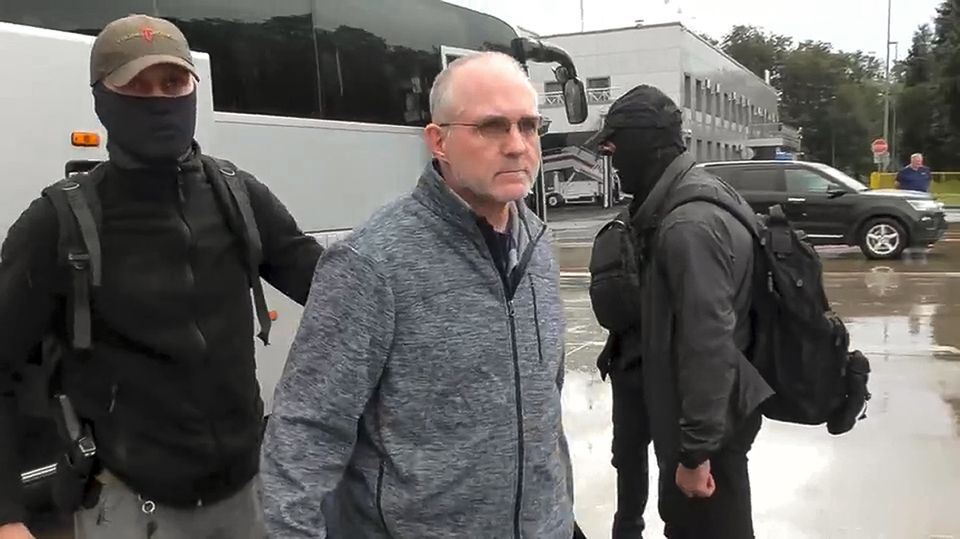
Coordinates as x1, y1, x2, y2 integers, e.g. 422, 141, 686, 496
697, 160, 948, 259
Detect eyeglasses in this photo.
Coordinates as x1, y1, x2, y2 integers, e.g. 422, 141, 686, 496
438, 115, 550, 139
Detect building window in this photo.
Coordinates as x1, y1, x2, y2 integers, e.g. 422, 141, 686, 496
586, 77, 613, 103
696, 139, 704, 161
695, 80, 703, 112
707, 141, 714, 161
684, 74, 692, 108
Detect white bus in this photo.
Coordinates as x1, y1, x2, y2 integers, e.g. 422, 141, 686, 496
1, 0, 588, 517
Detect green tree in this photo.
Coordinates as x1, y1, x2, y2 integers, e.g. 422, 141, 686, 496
721, 25, 792, 84
903, 24, 935, 85
931, 0, 960, 168
896, 24, 938, 166
723, 28, 885, 177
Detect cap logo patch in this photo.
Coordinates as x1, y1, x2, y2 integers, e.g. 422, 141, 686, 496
115, 30, 176, 45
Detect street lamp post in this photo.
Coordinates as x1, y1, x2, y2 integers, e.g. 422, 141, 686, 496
890, 41, 899, 166
882, 0, 892, 171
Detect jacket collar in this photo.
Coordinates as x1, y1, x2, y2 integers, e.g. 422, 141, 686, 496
108, 140, 203, 175
631, 151, 697, 230
413, 161, 543, 251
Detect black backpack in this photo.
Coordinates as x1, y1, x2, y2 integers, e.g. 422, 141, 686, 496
589, 185, 872, 435
16, 155, 273, 512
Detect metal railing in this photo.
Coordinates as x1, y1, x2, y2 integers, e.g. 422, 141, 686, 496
541, 87, 620, 107
542, 92, 565, 107
748, 122, 801, 145
870, 171, 960, 206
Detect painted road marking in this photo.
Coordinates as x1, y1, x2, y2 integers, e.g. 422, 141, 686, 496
561, 271, 960, 278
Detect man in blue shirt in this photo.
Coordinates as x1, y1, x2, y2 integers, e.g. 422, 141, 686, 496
895, 153, 932, 192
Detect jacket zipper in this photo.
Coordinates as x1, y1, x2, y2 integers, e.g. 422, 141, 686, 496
480, 219, 545, 539
504, 223, 547, 539
175, 173, 209, 355
176, 172, 220, 469
506, 297, 524, 539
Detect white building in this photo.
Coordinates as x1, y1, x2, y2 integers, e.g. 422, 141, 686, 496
526, 22, 800, 162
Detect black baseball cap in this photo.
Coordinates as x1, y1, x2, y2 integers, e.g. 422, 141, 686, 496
584, 84, 683, 150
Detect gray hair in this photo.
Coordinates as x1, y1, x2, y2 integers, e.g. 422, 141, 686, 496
429, 52, 537, 123
911, 153, 924, 159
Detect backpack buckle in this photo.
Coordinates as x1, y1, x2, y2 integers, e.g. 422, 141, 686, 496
67, 252, 90, 271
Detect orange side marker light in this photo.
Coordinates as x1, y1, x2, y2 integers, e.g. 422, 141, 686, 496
71, 132, 101, 147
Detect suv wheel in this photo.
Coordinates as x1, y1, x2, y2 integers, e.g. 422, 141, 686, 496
546, 193, 564, 208
859, 218, 907, 260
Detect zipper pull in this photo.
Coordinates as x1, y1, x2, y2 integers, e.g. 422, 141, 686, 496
108, 384, 119, 414
176, 177, 186, 205
507, 300, 515, 318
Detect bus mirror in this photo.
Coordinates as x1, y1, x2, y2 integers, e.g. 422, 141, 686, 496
563, 78, 588, 125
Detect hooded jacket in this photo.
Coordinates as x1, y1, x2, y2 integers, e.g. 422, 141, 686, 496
614, 152, 774, 468
261, 163, 574, 539
0, 144, 322, 525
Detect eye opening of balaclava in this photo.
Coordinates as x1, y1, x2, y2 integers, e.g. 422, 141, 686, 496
93, 82, 198, 166
608, 125, 685, 199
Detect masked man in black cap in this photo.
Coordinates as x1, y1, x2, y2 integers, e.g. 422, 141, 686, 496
0, 14, 323, 539
587, 85, 773, 539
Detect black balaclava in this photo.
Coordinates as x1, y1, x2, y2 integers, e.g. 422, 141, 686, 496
609, 127, 684, 201
93, 83, 197, 166
589, 84, 686, 202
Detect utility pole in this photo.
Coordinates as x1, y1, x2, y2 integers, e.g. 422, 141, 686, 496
580, 0, 585, 32
882, 0, 892, 171
890, 41, 899, 165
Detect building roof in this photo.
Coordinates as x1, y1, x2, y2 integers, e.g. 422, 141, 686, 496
539, 22, 775, 93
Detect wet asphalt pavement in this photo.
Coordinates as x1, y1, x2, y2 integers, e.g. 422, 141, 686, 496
561, 226, 960, 538
31, 212, 960, 539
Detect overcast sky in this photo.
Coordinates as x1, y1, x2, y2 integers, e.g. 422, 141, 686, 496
447, 0, 942, 62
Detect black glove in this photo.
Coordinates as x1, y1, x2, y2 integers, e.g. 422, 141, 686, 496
596, 333, 620, 381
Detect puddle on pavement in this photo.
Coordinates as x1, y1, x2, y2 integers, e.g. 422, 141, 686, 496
946, 397, 960, 436
560, 266, 960, 537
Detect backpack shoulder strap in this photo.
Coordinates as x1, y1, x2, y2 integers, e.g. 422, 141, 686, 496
664, 184, 760, 239
41, 165, 106, 351
200, 155, 271, 345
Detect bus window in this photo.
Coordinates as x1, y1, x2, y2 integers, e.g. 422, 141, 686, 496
159, 0, 322, 119
0, 0, 523, 126
0, 0, 155, 37
441, 46, 479, 69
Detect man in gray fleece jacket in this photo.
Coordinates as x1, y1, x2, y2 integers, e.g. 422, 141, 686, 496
260, 52, 575, 538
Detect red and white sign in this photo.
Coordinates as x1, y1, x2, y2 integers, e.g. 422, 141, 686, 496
871, 138, 889, 155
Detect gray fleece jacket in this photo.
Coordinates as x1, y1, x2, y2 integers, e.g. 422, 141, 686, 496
261, 163, 574, 539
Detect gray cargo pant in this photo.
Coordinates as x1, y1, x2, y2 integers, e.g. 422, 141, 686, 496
74, 470, 267, 539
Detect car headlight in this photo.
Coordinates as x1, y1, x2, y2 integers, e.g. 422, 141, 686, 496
907, 199, 942, 212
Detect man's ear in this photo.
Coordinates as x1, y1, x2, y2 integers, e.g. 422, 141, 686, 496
424, 124, 447, 162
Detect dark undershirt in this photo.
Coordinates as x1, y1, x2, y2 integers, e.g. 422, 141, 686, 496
476, 216, 512, 280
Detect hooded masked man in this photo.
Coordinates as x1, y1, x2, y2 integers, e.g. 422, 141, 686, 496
0, 14, 323, 539
587, 85, 773, 539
